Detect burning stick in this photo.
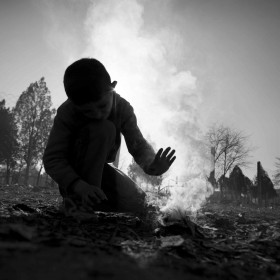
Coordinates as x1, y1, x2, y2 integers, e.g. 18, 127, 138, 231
155, 208, 204, 239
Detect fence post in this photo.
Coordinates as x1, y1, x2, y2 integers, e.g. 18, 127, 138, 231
257, 161, 262, 207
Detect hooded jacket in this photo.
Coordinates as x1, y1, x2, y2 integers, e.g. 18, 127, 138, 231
43, 92, 155, 196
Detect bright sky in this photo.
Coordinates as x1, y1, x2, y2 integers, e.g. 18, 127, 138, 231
0, 0, 279, 181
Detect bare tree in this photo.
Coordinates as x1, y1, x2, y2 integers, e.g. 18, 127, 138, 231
205, 124, 254, 178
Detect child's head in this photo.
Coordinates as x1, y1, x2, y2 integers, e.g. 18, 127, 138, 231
64, 58, 114, 105
64, 58, 116, 119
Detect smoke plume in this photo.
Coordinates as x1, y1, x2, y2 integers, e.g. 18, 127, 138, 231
82, 0, 213, 215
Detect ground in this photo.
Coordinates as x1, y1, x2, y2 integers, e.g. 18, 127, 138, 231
1, 185, 280, 280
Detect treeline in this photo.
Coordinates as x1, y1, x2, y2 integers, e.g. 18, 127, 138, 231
0, 77, 56, 186
205, 124, 280, 188
217, 162, 278, 206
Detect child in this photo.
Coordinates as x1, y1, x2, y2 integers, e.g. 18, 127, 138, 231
43, 58, 176, 216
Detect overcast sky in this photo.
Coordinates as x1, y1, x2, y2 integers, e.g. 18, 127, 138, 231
0, 0, 279, 180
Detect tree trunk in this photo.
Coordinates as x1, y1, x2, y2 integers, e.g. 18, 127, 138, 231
5, 160, 11, 185
24, 161, 31, 185
257, 161, 262, 207
51, 179, 55, 188
24, 145, 33, 185
223, 151, 227, 176
17, 161, 24, 184
45, 174, 49, 187
36, 163, 43, 186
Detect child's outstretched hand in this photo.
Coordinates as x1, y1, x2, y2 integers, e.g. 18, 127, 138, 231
71, 180, 108, 209
145, 147, 176, 176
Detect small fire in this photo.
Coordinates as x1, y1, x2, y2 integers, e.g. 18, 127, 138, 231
158, 176, 213, 221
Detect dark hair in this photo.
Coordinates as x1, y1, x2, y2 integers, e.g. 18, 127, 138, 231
63, 58, 112, 105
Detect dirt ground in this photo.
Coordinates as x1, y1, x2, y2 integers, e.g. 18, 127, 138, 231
1, 185, 280, 280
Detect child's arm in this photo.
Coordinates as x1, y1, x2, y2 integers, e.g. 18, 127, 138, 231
121, 108, 154, 170
121, 101, 176, 176
120, 102, 155, 171
43, 112, 82, 196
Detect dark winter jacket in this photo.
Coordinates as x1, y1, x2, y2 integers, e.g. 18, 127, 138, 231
43, 92, 155, 196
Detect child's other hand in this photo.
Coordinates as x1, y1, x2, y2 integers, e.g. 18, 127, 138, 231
146, 147, 176, 176
71, 180, 108, 208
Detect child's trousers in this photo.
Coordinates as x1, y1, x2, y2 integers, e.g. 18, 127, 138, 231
68, 119, 147, 215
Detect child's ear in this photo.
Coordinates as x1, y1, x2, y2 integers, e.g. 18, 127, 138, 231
111, 81, 117, 88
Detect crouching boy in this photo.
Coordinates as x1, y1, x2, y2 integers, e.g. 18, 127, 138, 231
43, 58, 176, 216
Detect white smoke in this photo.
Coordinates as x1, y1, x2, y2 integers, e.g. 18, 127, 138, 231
82, 0, 213, 214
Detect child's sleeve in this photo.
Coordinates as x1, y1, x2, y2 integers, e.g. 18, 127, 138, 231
43, 111, 80, 196
121, 102, 156, 173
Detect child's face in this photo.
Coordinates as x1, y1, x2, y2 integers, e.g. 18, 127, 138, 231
75, 91, 114, 120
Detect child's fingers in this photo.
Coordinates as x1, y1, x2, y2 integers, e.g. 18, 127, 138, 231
87, 191, 101, 203
167, 149, 176, 160
169, 156, 176, 165
95, 189, 108, 201
94, 188, 108, 200
155, 148, 163, 161
83, 195, 97, 207
161, 147, 171, 159
111, 81, 117, 88
90, 188, 108, 203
